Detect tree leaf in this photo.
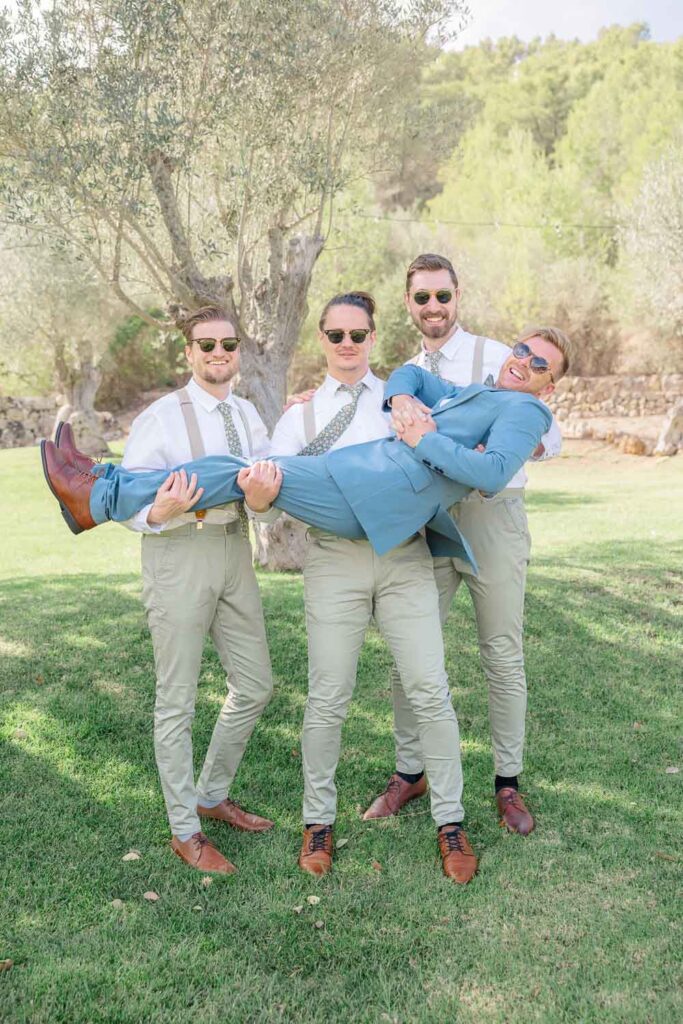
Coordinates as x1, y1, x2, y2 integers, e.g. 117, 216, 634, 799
665, 766, 679, 774
306, 895, 320, 905
0, 960, 13, 973
314, 920, 324, 929
110, 899, 124, 909
292, 905, 304, 914
143, 891, 160, 902
372, 860, 383, 871
201, 876, 213, 887
336, 838, 349, 849
121, 850, 141, 862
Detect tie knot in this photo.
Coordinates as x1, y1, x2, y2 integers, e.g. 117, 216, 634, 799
338, 382, 365, 399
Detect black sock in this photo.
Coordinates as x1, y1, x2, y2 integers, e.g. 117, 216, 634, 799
495, 775, 519, 793
438, 821, 463, 832
396, 770, 424, 785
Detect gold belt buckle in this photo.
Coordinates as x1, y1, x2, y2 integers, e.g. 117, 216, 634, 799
195, 510, 206, 530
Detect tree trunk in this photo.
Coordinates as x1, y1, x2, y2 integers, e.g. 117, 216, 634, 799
55, 347, 111, 457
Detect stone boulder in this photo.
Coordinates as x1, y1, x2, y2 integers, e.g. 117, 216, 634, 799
654, 399, 683, 457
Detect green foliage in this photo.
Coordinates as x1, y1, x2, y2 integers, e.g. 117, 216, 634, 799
97, 313, 183, 411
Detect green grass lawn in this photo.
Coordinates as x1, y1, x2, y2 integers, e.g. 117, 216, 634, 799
1, 442, 681, 1023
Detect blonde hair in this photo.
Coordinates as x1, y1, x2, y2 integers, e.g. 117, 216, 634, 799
517, 325, 572, 380
175, 305, 236, 345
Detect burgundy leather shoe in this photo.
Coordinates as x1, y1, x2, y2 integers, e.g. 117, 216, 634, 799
41, 441, 97, 534
496, 787, 535, 836
55, 421, 99, 474
362, 772, 428, 820
298, 825, 333, 876
171, 832, 236, 874
437, 825, 478, 884
198, 798, 274, 833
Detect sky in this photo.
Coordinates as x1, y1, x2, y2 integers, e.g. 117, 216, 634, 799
451, 0, 683, 48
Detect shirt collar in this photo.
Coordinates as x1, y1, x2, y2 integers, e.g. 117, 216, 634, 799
322, 368, 379, 394
187, 376, 234, 413
421, 324, 466, 362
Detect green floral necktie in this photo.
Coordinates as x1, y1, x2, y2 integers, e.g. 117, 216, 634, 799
298, 382, 367, 456
217, 401, 249, 537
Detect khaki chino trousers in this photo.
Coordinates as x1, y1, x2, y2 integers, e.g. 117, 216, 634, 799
141, 523, 273, 838
302, 531, 464, 827
392, 491, 531, 779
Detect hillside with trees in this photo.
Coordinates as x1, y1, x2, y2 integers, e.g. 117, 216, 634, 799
0, 14, 681, 412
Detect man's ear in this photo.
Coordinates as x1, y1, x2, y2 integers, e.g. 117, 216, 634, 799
539, 381, 556, 400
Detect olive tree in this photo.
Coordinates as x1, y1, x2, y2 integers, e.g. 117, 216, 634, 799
0, 0, 461, 427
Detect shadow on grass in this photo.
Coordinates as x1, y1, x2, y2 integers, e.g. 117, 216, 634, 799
524, 490, 602, 511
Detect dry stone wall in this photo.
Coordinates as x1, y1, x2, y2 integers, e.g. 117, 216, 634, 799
546, 374, 683, 455
547, 374, 683, 421
0, 396, 58, 449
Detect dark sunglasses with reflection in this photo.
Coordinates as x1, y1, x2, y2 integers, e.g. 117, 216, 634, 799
412, 289, 454, 306
512, 342, 554, 381
323, 329, 370, 345
193, 337, 241, 353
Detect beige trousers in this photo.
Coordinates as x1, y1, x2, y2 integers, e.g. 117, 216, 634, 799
141, 523, 273, 837
302, 531, 463, 827
392, 491, 531, 779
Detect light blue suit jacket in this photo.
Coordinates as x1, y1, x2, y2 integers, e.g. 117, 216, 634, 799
325, 365, 553, 567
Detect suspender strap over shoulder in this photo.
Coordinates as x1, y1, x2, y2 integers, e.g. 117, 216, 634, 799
471, 336, 486, 385
177, 387, 205, 459
303, 397, 317, 446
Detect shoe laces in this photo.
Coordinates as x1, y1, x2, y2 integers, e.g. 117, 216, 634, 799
384, 776, 402, 796
308, 826, 332, 852
499, 789, 526, 811
441, 826, 468, 854
191, 831, 210, 848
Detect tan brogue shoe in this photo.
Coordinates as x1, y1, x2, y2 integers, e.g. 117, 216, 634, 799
55, 421, 99, 474
437, 825, 478, 884
496, 787, 535, 836
362, 772, 428, 820
41, 441, 97, 534
198, 798, 274, 833
298, 824, 333, 876
171, 832, 236, 874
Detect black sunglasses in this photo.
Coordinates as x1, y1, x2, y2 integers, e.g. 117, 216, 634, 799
512, 342, 554, 380
194, 337, 241, 353
413, 289, 453, 306
323, 329, 370, 345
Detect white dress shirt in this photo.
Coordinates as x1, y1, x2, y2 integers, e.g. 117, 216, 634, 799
121, 377, 271, 533
269, 369, 391, 456
408, 325, 562, 488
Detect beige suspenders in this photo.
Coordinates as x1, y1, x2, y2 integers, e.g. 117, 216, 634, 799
471, 335, 486, 384
176, 387, 252, 528
302, 396, 317, 446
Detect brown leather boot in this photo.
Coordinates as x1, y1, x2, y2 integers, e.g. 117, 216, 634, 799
362, 772, 428, 820
55, 421, 99, 474
198, 797, 274, 833
496, 787, 535, 835
298, 824, 333, 876
41, 441, 97, 534
437, 825, 478, 884
171, 832, 237, 874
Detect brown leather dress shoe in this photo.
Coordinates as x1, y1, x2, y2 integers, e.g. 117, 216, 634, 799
362, 772, 428, 820
198, 798, 274, 833
437, 825, 478, 884
496, 787, 535, 835
55, 421, 99, 474
41, 441, 97, 534
171, 832, 237, 874
298, 825, 333, 876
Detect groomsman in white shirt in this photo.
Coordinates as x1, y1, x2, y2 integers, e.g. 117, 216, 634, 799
363, 254, 562, 836
266, 291, 477, 884
118, 306, 279, 874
